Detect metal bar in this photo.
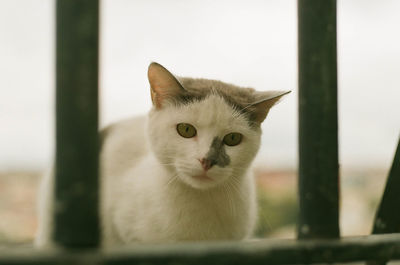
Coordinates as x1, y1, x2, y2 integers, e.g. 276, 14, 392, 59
54, 0, 100, 248
367, 137, 400, 265
2, 235, 400, 265
372, 137, 400, 234
297, 0, 340, 239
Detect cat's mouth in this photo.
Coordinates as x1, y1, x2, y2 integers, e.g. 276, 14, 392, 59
192, 173, 213, 181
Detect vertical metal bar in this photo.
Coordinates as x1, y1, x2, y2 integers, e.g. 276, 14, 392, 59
54, 0, 100, 248
367, 137, 400, 265
372, 137, 400, 234
297, 0, 340, 239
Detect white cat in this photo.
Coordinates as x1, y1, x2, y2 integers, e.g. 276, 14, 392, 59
35, 62, 289, 247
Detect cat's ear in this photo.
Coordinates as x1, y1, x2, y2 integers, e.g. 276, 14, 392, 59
148, 62, 185, 109
250, 90, 291, 123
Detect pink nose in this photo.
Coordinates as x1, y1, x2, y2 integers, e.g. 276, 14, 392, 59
199, 158, 216, 171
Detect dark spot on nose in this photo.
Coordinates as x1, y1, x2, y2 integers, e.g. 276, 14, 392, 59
204, 137, 230, 168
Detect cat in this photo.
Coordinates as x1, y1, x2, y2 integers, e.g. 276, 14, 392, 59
35, 62, 289, 247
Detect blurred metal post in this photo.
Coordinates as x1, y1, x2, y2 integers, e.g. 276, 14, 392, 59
368, 137, 400, 265
298, 0, 340, 239
54, 0, 100, 248
372, 137, 400, 234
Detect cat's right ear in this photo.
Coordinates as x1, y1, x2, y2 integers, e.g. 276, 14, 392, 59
250, 90, 291, 123
148, 62, 185, 109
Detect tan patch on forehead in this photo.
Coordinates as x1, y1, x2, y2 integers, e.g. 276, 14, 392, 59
178, 77, 256, 108
177, 77, 261, 127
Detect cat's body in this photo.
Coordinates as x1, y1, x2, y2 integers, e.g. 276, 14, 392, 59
35, 63, 289, 247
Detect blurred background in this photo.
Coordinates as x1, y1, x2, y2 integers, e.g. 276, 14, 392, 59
0, 0, 399, 244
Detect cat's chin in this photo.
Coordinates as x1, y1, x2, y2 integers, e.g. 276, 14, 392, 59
179, 172, 227, 190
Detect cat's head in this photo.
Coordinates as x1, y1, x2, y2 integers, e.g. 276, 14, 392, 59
147, 62, 289, 190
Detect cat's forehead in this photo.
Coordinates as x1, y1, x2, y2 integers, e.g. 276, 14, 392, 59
177, 77, 256, 109
173, 95, 250, 130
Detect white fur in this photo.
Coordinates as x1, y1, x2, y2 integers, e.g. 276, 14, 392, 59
35, 169, 55, 248
36, 95, 262, 247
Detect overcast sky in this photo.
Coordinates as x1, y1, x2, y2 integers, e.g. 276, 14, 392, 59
0, 0, 399, 171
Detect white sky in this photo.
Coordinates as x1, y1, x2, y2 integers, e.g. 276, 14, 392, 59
0, 0, 399, 171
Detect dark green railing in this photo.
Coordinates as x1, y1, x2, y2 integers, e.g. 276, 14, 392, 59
54, 0, 100, 248
1, 0, 400, 264
298, 0, 340, 239
372, 137, 400, 236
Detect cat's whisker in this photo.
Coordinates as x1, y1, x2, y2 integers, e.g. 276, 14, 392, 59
237, 102, 256, 113
165, 174, 179, 187
230, 166, 253, 173
159, 163, 176, 166
221, 184, 234, 218
228, 183, 237, 217
227, 177, 241, 192
257, 202, 273, 232
229, 179, 246, 203
231, 102, 255, 119
175, 165, 195, 172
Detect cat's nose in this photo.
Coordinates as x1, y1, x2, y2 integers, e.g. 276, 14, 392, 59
199, 158, 216, 171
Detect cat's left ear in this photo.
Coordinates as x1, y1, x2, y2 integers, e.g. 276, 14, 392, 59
148, 62, 185, 109
250, 90, 291, 123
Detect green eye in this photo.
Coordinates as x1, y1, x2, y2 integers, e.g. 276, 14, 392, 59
223, 132, 243, 146
177, 123, 197, 138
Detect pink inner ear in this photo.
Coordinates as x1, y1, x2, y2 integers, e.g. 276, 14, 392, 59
252, 101, 272, 124
147, 62, 184, 108
252, 91, 291, 123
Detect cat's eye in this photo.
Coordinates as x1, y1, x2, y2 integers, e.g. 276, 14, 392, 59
176, 123, 197, 138
223, 132, 243, 146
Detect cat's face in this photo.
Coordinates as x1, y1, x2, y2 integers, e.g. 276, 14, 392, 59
148, 95, 261, 189
146, 62, 289, 190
